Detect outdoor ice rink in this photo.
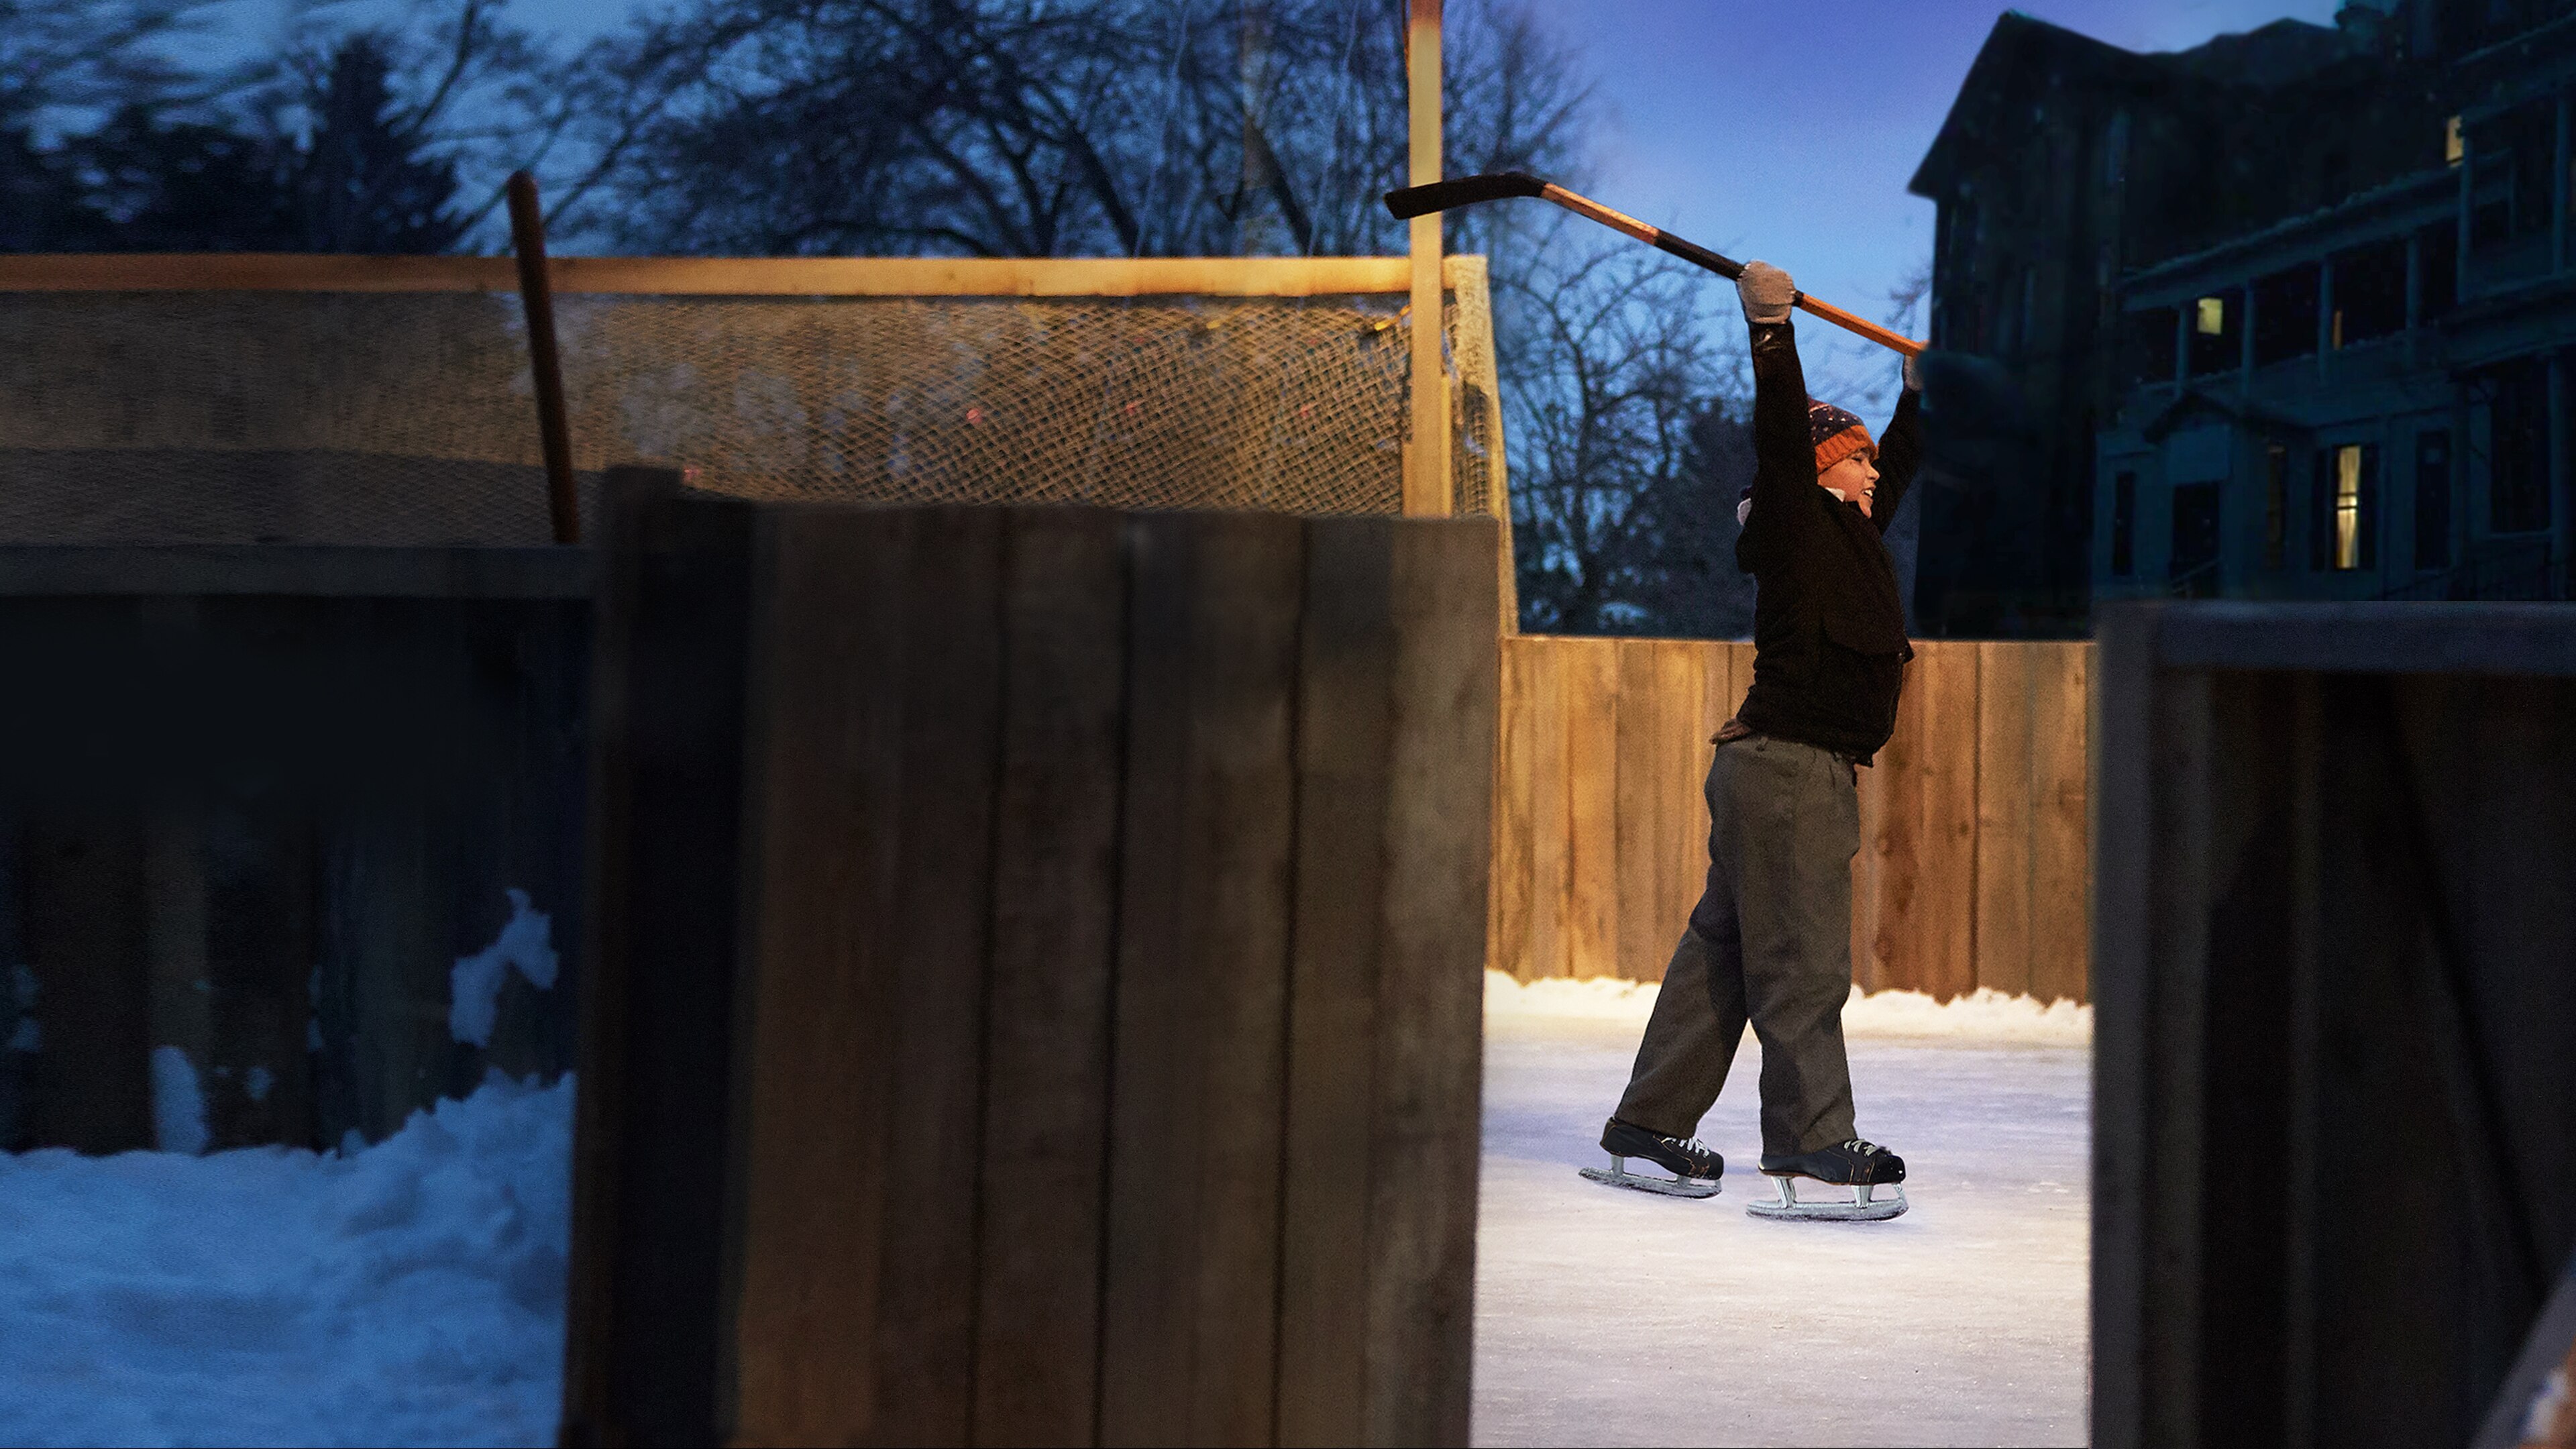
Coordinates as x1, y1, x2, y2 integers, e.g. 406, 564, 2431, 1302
1477, 977, 2092, 1449
0, 977, 2088, 1447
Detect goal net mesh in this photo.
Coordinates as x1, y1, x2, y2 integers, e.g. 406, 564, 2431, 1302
0, 256, 1503, 546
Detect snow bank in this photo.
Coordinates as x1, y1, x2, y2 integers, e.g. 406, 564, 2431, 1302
0, 1073, 574, 1448
1484, 969, 2092, 1046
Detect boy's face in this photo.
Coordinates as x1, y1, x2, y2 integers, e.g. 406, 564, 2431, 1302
1819, 452, 1880, 518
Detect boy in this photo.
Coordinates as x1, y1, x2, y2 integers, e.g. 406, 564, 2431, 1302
1587, 259, 1918, 1222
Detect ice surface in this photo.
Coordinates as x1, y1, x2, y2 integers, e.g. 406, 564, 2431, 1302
0, 1073, 572, 1448
1477, 978, 2090, 1448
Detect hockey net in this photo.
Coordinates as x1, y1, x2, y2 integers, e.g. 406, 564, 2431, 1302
0, 254, 1503, 547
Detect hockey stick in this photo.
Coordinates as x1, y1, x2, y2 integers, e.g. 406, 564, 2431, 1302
507, 170, 580, 545
1385, 171, 1926, 358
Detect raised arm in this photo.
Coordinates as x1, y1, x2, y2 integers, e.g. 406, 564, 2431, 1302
1737, 261, 1820, 566
1871, 360, 1923, 536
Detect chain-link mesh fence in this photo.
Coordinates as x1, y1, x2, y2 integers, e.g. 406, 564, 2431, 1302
0, 256, 1502, 546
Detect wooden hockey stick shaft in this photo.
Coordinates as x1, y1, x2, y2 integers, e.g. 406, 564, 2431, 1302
1391, 172, 1927, 358
1536, 182, 1926, 358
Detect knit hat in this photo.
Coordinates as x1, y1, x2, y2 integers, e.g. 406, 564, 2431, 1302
1809, 398, 1876, 475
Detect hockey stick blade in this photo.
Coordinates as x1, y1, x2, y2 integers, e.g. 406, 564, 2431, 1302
1383, 170, 1548, 220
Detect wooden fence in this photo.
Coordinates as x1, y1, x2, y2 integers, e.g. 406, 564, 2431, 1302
1491, 636, 2092, 1002
567, 472, 1494, 1447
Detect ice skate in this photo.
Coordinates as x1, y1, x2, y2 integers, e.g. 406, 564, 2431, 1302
1578, 1117, 1723, 1198
1747, 1138, 1907, 1222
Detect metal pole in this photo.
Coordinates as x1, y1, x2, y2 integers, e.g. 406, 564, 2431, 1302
507, 171, 580, 545
1403, 0, 1450, 518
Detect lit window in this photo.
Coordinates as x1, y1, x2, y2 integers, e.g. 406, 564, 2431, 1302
2335, 444, 2363, 570
2196, 297, 2226, 335
2447, 115, 2465, 167
2332, 309, 2345, 350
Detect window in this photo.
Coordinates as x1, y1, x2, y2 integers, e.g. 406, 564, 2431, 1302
2265, 444, 2289, 570
2112, 472, 2136, 578
2447, 115, 2464, 168
2335, 446, 2363, 570
2312, 443, 2381, 572
2188, 292, 2241, 376
2416, 430, 2453, 570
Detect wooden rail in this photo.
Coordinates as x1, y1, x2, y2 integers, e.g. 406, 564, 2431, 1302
0, 253, 1415, 296
1491, 636, 2092, 1002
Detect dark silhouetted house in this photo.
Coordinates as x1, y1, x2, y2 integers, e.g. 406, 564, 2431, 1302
1909, 0, 2576, 634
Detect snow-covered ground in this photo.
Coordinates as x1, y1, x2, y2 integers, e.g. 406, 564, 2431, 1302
0, 976, 2086, 1448
1479, 974, 2092, 1448
0, 1075, 570, 1448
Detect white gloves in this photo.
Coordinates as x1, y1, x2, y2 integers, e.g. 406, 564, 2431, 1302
1736, 260, 1794, 325
1903, 350, 1922, 394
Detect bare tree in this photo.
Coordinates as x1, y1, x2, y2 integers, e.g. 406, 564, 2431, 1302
1502, 219, 1743, 633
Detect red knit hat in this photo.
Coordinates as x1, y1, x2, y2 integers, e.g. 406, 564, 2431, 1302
1809, 399, 1876, 475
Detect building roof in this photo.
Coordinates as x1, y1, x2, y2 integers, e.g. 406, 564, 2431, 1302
1909, 12, 2359, 200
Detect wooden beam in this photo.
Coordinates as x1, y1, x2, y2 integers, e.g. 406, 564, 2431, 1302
1404, 0, 1450, 517
0, 253, 1413, 297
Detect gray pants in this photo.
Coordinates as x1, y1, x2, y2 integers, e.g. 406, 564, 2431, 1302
1614, 733, 1860, 1156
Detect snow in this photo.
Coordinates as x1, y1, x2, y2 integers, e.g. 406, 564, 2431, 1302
149, 1046, 209, 1156
1477, 975, 2092, 1448
0, 1073, 572, 1448
0, 969, 2087, 1449
447, 890, 561, 1049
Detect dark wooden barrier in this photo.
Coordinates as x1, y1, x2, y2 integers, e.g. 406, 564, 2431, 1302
563, 473, 1497, 1448
1493, 635, 2090, 1001
0, 547, 589, 1152
2094, 602, 2576, 1449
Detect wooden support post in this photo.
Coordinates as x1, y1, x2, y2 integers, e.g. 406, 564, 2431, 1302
507, 172, 581, 546
1404, 0, 1449, 518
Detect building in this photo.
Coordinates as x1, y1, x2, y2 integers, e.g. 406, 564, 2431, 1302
1909, 0, 2576, 633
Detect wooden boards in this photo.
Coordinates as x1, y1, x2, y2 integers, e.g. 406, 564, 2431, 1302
1491, 636, 2092, 1001
567, 478, 1499, 1448
2091, 602, 2576, 1449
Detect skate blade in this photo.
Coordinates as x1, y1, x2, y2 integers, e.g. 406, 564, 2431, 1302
1743, 1175, 1907, 1222
1578, 1160, 1721, 1199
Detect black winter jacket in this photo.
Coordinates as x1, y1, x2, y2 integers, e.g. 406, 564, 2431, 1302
1731, 319, 1921, 765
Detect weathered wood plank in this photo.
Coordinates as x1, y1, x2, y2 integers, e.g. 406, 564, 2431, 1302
1562, 641, 1620, 980
19, 814, 153, 1153
202, 802, 317, 1150
1656, 642, 1711, 978
1521, 641, 1569, 981
1974, 643, 2036, 999
1278, 519, 1399, 1448
1915, 643, 1982, 1000
867, 509, 1005, 1446
1100, 513, 1303, 1448
729, 508, 916, 1447
1361, 517, 1497, 1448
2029, 645, 2092, 1004
1489, 640, 1536, 982
1612, 642, 1667, 983
970, 508, 1127, 1448
561, 472, 757, 1448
